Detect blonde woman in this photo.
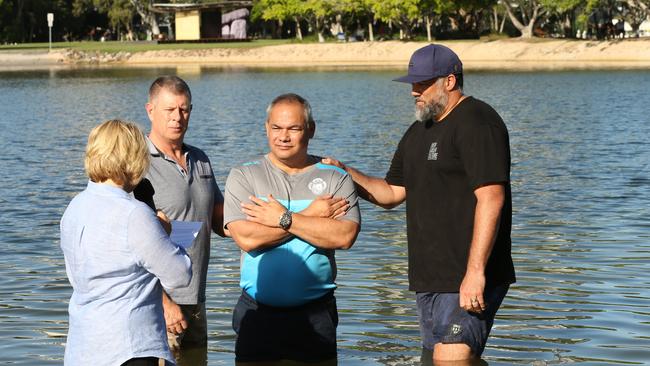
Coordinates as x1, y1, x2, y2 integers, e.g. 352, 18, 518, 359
60, 120, 192, 366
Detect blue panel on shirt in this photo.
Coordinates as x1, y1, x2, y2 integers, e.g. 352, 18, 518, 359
240, 198, 336, 307
315, 162, 347, 176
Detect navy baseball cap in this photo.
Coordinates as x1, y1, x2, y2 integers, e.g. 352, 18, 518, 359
393, 44, 463, 84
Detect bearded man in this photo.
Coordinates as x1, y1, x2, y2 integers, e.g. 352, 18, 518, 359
323, 44, 515, 363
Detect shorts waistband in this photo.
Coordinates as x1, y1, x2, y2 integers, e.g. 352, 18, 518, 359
240, 290, 334, 312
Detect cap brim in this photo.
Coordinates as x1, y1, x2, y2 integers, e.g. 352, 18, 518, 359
392, 74, 438, 84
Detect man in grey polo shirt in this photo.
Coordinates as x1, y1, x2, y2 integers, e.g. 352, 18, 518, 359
134, 76, 225, 359
223, 93, 360, 363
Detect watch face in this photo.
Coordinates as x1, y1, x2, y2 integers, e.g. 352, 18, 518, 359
280, 211, 292, 230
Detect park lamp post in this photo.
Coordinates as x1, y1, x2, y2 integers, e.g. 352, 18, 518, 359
47, 13, 54, 52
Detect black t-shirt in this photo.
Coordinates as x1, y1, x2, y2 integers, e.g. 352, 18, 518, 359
386, 96, 516, 292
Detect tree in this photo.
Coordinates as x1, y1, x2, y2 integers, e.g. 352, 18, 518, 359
253, 0, 306, 40
620, 0, 650, 36
73, 0, 160, 39
1, 0, 75, 42
304, 0, 332, 42
129, 0, 159, 38
447, 0, 497, 38
74, 0, 135, 39
358, 0, 377, 41
420, 0, 454, 41
502, 0, 547, 37
370, 0, 420, 39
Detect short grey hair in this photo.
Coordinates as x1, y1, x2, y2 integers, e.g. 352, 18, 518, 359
148, 75, 192, 103
266, 93, 315, 128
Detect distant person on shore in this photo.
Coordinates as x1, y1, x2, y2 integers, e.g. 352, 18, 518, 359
223, 93, 360, 364
323, 44, 515, 363
133, 76, 226, 362
60, 120, 192, 366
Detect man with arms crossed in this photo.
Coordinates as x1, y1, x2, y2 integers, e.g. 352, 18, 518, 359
134, 76, 225, 360
324, 44, 515, 362
224, 93, 360, 364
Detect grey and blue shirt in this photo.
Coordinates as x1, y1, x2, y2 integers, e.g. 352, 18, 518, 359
224, 155, 360, 307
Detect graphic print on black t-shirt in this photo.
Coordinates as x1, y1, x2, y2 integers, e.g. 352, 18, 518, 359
427, 142, 438, 160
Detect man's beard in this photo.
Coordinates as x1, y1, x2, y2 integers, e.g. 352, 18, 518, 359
415, 89, 448, 122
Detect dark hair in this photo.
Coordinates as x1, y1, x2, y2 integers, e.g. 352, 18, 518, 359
148, 76, 192, 103
266, 93, 315, 128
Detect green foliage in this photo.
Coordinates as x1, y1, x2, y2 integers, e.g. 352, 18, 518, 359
370, 0, 420, 23
253, 0, 306, 22
1, 0, 643, 44
542, 0, 586, 13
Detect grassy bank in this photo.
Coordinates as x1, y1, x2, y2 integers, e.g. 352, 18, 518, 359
0, 39, 291, 53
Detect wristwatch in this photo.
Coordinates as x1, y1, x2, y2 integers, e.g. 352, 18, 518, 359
279, 210, 293, 230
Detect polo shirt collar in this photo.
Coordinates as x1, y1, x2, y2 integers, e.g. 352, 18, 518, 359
145, 135, 189, 157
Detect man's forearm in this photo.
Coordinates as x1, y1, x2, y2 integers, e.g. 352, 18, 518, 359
342, 165, 405, 209
288, 214, 359, 250
228, 221, 291, 252
459, 184, 505, 312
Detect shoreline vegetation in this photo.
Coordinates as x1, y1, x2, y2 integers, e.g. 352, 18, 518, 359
2, 38, 650, 71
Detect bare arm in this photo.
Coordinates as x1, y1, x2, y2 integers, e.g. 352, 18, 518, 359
459, 183, 505, 313
229, 195, 350, 252
241, 195, 359, 250
227, 220, 290, 252
211, 201, 227, 237
288, 213, 359, 250
321, 158, 405, 209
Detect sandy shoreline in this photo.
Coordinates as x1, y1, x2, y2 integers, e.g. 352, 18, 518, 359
2, 39, 650, 71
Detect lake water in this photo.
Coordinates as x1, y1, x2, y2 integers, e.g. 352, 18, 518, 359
0, 67, 649, 365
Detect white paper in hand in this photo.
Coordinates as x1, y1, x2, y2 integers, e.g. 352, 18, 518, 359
170, 220, 202, 249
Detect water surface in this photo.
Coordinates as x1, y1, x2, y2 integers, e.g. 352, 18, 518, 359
0, 67, 649, 365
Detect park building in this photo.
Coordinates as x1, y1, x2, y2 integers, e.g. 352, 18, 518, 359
152, 1, 252, 42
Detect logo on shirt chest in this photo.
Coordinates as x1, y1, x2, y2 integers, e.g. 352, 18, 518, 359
428, 142, 438, 161
308, 178, 327, 195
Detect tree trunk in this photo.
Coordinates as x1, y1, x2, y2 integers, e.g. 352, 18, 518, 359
503, 1, 542, 38
368, 16, 374, 41
398, 18, 411, 40
425, 15, 432, 41
16, 0, 25, 42
277, 19, 283, 38
294, 16, 302, 40
563, 13, 573, 38
130, 0, 160, 37
336, 14, 343, 35
315, 17, 325, 42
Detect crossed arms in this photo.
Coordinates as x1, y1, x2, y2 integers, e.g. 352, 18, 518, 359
228, 194, 360, 252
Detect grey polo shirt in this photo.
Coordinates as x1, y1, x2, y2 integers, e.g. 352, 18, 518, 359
136, 137, 223, 304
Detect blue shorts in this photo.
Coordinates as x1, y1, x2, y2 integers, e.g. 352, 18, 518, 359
232, 290, 338, 362
416, 284, 509, 357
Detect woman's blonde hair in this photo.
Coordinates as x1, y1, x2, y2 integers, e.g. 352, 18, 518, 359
84, 120, 150, 190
